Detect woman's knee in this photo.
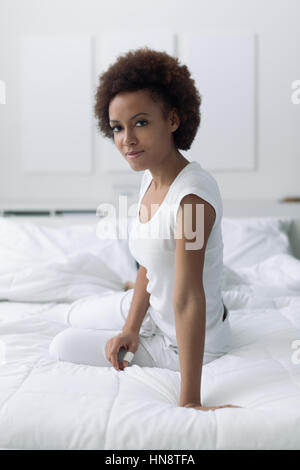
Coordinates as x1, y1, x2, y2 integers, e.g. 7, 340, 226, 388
49, 328, 123, 367
67, 291, 128, 331
49, 328, 73, 361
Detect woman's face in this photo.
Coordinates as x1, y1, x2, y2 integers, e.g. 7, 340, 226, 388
108, 89, 179, 170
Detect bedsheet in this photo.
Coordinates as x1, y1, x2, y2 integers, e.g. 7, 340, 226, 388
0, 253, 300, 449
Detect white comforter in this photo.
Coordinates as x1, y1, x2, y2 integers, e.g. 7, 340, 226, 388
0, 220, 300, 449
0, 219, 137, 302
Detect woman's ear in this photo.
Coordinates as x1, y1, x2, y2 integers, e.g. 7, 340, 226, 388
169, 108, 180, 132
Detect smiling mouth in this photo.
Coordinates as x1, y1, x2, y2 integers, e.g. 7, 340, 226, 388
126, 151, 144, 159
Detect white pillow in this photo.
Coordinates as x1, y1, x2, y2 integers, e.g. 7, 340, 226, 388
0, 217, 138, 283
221, 216, 293, 269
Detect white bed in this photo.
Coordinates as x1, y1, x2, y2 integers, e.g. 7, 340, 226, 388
0, 212, 300, 450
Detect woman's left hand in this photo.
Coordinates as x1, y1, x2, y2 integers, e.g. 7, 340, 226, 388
183, 402, 243, 411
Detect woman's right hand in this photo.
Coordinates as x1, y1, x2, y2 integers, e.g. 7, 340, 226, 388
105, 330, 140, 371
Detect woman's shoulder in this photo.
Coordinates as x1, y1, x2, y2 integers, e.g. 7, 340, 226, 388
170, 162, 223, 224
174, 161, 220, 194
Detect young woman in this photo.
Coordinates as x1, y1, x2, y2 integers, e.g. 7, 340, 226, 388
49, 47, 240, 411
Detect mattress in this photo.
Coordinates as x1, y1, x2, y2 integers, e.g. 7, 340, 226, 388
0, 216, 300, 450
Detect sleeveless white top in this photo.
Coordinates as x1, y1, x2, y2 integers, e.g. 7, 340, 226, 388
128, 161, 227, 351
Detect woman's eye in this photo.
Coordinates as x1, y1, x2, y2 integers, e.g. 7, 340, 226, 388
111, 120, 148, 133
136, 120, 148, 127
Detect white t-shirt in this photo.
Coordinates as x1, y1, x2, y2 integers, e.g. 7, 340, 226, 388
128, 160, 227, 352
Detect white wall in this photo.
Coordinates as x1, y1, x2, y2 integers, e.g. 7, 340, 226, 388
0, 0, 299, 212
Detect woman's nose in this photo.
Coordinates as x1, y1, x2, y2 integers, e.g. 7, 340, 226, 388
123, 129, 137, 146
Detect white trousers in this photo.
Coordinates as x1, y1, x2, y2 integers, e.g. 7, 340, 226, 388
49, 289, 232, 370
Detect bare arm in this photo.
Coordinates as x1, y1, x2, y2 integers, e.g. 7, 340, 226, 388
173, 193, 216, 407
174, 294, 206, 407
175, 297, 242, 410
173, 195, 242, 411
122, 265, 150, 335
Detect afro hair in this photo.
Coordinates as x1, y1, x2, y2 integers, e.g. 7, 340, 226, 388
93, 47, 201, 151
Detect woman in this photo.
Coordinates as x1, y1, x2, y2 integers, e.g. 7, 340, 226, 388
49, 47, 240, 411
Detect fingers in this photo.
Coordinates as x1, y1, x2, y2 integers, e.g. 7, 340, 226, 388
105, 339, 121, 370
224, 404, 243, 408
213, 405, 242, 409
105, 336, 137, 371
208, 404, 242, 409
115, 352, 134, 370
112, 348, 121, 370
110, 345, 127, 371
185, 403, 243, 411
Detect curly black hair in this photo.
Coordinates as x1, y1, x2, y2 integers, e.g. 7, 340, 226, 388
93, 47, 201, 151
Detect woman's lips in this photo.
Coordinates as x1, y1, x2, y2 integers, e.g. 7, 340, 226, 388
127, 151, 144, 160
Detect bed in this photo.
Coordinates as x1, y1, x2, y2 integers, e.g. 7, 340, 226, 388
0, 211, 300, 450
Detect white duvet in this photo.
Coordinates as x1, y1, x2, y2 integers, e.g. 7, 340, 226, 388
0, 218, 300, 449
0, 219, 137, 302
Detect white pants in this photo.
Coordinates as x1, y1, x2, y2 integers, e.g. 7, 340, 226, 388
49, 289, 232, 370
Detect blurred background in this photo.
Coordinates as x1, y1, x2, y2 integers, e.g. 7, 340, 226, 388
0, 0, 299, 220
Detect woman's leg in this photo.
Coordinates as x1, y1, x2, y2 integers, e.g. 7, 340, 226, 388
49, 289, 231, 369
49, 327, 159, 368
64, 290, 132, 331
203, 313, 233, 363
64, 288, 157, 338
48, 288, 178, 369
